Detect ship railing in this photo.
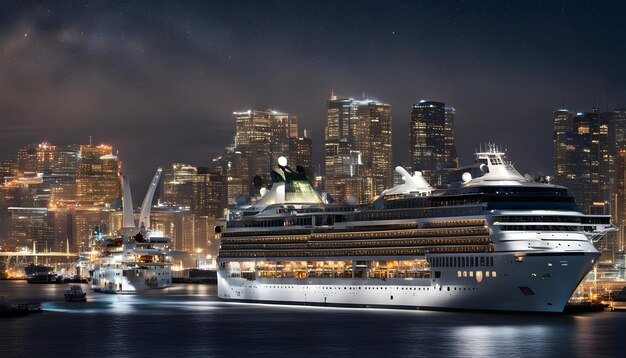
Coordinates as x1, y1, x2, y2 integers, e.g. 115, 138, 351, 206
585, 224, 618, 243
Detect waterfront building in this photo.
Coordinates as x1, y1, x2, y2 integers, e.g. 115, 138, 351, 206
7, 207, 54, 252
615, 149, 626, 253
0, 142, 124, 251
194, 215, 219, 257
553, 108, 615, 215
324, 94, 392, 202
553, 107, 620, 262
409, 100, 458, 186
51, 207, 71, 252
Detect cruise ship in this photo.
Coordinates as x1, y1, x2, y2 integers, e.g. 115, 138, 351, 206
90, 169, 173, 293
217, 146, 615, 313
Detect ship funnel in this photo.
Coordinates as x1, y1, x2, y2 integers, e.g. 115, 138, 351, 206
121, 176, 136, 228
138, 168, 162, 230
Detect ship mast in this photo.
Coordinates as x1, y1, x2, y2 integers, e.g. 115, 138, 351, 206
139, 168, 162, 230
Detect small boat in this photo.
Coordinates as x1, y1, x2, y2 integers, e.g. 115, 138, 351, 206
0, 296, 42, 316
64, 286, 87, 302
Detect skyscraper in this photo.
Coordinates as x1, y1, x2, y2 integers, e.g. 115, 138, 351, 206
614, 108, 626, 149
159, 163, 227, 218
552, 106, 622, 261
160, 163, 197, 208
6, 207, 53, 252
553, 108, 573, 184
290, 130, 315, 185
615, 149, 626, 253
192, 167, 226, 218
75, 144, 121, 207
233, 109, 299, 197
151, 207, 195, 251
558, 108, 615, 215
212, 143, 248, 204
324, 94, 392, 202
409, 100, 457, 186
16, 143, 56, 174
444, 107, 459, 170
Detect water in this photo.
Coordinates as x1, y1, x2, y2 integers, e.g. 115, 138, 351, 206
1, 281, 624, 357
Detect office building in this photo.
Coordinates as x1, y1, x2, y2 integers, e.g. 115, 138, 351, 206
324, 94, 392, 202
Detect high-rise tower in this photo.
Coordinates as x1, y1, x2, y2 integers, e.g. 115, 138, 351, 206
444, 107, 459, 169
553, 109, 573, 184
409, 100, 457, 186
75, 144, 121, 207
232, 109, 300, 198
553, 107, 615, 215
324, 95, 392, 202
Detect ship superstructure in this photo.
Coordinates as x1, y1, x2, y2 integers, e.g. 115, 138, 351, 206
217, 148, 615, 312
90, 169, 173, 293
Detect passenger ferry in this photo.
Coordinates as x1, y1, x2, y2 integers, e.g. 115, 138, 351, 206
90, 169, 172, 293
217, 147, 615, 312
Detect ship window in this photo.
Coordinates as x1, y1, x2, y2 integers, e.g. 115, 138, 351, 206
457, 271, 462, 278
492, 271, 496, 278
463, 271, 467, 277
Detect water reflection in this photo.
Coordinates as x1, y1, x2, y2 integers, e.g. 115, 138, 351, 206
1, 281, 625, 357
43, 287, 221, 315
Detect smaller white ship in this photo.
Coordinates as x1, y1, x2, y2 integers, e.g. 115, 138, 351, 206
90, 169, 173, 293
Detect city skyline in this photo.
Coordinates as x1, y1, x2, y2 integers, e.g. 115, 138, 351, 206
2, 3, 626, 356
1, 1, 626, 189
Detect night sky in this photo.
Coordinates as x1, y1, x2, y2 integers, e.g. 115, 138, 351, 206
1, 0, 625, 189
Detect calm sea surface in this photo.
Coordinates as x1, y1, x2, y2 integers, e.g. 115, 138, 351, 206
1, 280, 625, 357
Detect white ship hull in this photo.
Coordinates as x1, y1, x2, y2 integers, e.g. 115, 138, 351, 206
218, 251, 598, 313
217, 150, 614, 313
91, 265, 172, 294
